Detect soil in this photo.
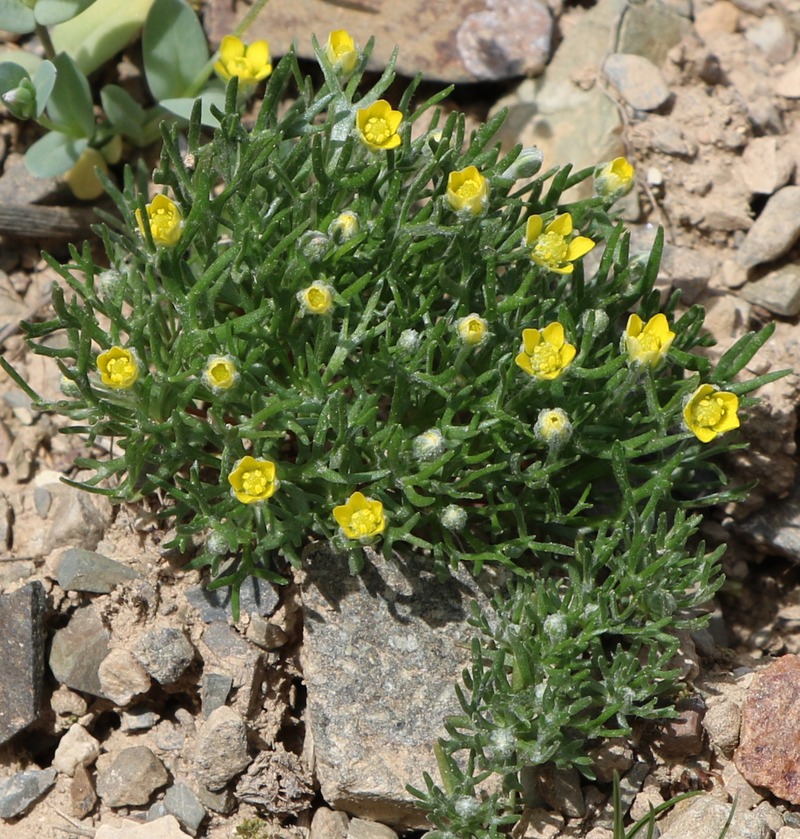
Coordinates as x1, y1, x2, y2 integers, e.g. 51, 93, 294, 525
1, 1, 800, 837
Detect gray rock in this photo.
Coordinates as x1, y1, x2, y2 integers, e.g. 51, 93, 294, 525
593, 762, 649, 830
39, 484, 111, 555
55, 547, 139, 593
301, 543, 496, 828
133, 627, 194, 685
740, 137, 795, 196
658, 794, 768, 839
201, 672, 233, 719
96, 745, 169, 807
163, 783, 206, 836
98, 648, 151, 705
185, 576, 279, 623
603, 53, 671, 111
745, 14, 795, 64
193, 706, 251, 790
528, 764, 585, 818
121, 707, 159, 731
0, 492, 11, 549
0, 768, 56, 819
703, 698, 742, 756
194, 783, 235, 815
311, 807, 350, 839
737, 186, 800, 269
245, 614, 289, 650
0, 582, 47, 743
49, 605, 110, 697
198, 622, 263, 714
348, 818, 399, 839
740, 483, 800, 560
617, 1, 692, 66
661, 245, 716, 305
70, 762, 97, 819
740, 265, 800, 317
33, 486, 51, 518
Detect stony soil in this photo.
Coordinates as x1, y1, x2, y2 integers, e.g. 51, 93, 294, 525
2, 0, 800, 837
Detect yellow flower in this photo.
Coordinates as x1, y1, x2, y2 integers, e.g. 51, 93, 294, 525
683, 384, 740, 443
297, 282, 334, 315
594, 157, 635, 201
135, 194, 183, 247
356, 100, 403, 151
624, 313, 675, 367
203, 355, 238, 392
228, 456, 278, 504
214, 35, 272, 86
329, 211, 359, 242
333, 491, 386, 540
446, 166, 489, 216
525, 213, 595, 275
515, 322, 576, 381
456, 313, 489, 346
326, 29, 358, 76
97, 346, 140, 389
534, 408, 573, 449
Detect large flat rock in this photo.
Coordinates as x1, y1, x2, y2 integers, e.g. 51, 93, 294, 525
300, 544, 496, 827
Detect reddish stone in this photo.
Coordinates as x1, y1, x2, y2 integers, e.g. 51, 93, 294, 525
735, 655, 800, 803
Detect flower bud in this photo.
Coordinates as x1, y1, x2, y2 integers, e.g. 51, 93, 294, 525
299, 230, 330, 262
412, 428, 445, 461
593, 157, 635, 202
206, 531, 229, 555
501, 146, 543, 180
2, 78, 36, 120
329, 211, 359, 243
440, 504, 467, 531
397, 329, 421, 354
455, 314, 489, 346
533, 408, 573, 450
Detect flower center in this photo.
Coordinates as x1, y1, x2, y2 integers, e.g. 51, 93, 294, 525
108, 358, 134, 384
694, 396, 724, 428
637, 333, 661, 353
530, 344, 561, 375
364, 116, 392, 144
457, 180, 481, 199
350, 508, 379, 537
151, 208, 176, 238
533, 232, 569, 267
308, 288, 327, 309
242, 468, 269, 497
209, 363, 232, 386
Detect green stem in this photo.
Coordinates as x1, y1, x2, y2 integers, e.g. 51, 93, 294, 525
233, 0, 272, 39
35, 24, 56, 61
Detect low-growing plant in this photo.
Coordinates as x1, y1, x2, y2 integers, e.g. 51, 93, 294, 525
0, 0, 270, 197
1, 29, 783, 836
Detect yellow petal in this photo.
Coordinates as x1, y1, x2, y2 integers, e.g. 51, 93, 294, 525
541, 321, 565, 348
547, 213, 573, 237
567, 235, 595, 261
643, 313, 670, 340
525, 215, 543, 245
514, 351, 534, 376
220, 35, 245, 62
560, 343, 577, 368
521, 328, 541, 355
625, 313, 644, 338
247, 40, 270, 67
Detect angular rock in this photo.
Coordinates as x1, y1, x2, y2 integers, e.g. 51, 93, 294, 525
55, 547, 139, 593
193, 706, 251, 791
70, 762, 97, 819
49, 605, 110, 697
245, 614, 288, 650
38, 484, 111, 555
133, 627, 194, 685
703, 697, 741, 756
740, 265, 800, 317
53, 723, 100, 777
95, 815, 188, 839
198, 622, 263, 714
745, 14, 795, 64
737, 186, 800, 270
617, 0, 691, 66
527, 764, 585, 818
736, 655, 800, 803
661, 245, 716, 305
588, 738, 634, 784
185, 576, 279, 622
163, 783, 206, 836
0, 768, 56, 819
301, 543, 495, 827
98, 648, 151, 705
0, 492, 11, 551
96, 746, 169, 807
694, 1, 739, 40
201, 672, 233, 719
311, 807, 350, 839
740, 483, 800, 561
0, 582, 47, 743
658, 794, 768, 839
121, 707, 159, 732
740, 137, 795, 196
206, 0, 550, 84
603, 53, 671, 111
655, 696, 705, 758
347, 818, 398, 839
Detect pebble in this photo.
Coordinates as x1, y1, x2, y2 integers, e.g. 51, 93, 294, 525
740, 137, 795, 195
736, 655, 800, 803
661, 245, 715, 304
162, 783, 207, 836
0, 582, 47, 744
51, 686, 88, 720
198, 622, 262, 711
694, 1, 740, 39
95, 815, 188, 839
201, 672, 233, 719
703, 697, 742, 756
96, 745, 169, 807
528, 764, 585, 818
98, 648, 152, 705
0, 768, 57, 819
0, 492, 11, 550
588, 738, 634, 783
347, 818, 398, 839
121, 707, 159, 732
55, 547, 139, 593
739, 265, 800, 317
37, 483, 111, 555
245, 614, 289, 650
745, 14, 795, 64
133, 627, 195, 685
737, 186, 800, 269
774, 58, 800, 97
604, 53, 671, 111
722, 761, 763, 810
193, 705, 251, 790
617, 1, 691, 67
52, 723, 100, 777
311, 807, 350, 839
194, 783, 235, 815
658, 793, 769, 839
49, 605, 111, 697
70, 762, 97, 818
655, 696, 705, 758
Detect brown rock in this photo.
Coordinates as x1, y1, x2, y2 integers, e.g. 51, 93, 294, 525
736, 655, 800, 803
70, 763, 97, 819
656, 697, 705, 758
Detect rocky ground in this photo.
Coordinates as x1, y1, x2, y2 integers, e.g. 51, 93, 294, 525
3, 0, 800, 837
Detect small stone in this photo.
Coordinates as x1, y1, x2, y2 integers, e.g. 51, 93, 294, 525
51, 686, 88, 719
659, 793, 768, 839
201, 672, 233, 719
55, 547, 139, 593
0, 582, 47, 744
745, 14, 795, 64
70, 762, 97, 818
644, 115, 696, 157
245, 614, 289, 650
121, 707, 159, 731
198, 622, 263, 713
661, 245, 715, 304
194, 706, 251, 790
53, 723, 100, 777
778, 828, 800, 839
49, 605, 110, 698
740, 265, 800, 317
163, 783, 206, 836
186, 577, 280, 623
630, 786, 665, 823
737, 186, 800, 270
736, 655, 800, 803
603, 53, 671, 111
236, 747, 314, 817
656, 696, 705, 758
95, 815, 188, 839
133, 627, 194, 685
98, 648, 151, 705
694, 1, 740, 39
38, 484, 111, 555
521, 808, 564, 839
588, 738, 634, 783
195, 783, 235, 814
0, 768, 56, 819
347, 818, 398, 839
96, 746, 169, 807
0, 493, 13, 548
703, 697, 741, 756
529, 764, 585, 818
720, 258, 749, 289
774, 58, 800, 98
617, 2, 691, 66
740, 137, 795, 196
311, 807, 350, 839
33, 485, 52, 518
